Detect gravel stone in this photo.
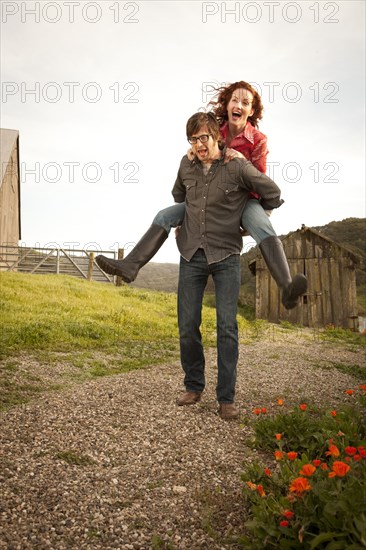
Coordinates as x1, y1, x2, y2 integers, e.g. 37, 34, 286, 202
0, 330, 364, 549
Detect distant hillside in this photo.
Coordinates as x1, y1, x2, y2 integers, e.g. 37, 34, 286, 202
312, 218, 366, 257
130, 218, 366, 312
131, 262, 179, 292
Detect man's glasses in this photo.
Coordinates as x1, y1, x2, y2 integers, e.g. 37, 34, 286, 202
187, 134, 210, 144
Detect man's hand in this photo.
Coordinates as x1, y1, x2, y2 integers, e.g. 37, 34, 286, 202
224, 148, 245, 164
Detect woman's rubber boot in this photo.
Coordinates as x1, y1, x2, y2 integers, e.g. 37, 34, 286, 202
95, 224, 168, 283
259, 236, 307, 310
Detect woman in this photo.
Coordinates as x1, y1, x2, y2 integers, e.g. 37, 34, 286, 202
96, 81, 307, 309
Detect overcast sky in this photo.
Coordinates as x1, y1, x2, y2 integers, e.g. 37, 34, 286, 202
1, 0, 365, 263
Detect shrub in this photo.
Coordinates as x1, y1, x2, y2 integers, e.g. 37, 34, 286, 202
241, 385, 366, 549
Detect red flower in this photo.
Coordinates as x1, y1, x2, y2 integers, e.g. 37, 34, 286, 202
312, 459, 322, 467
256, 484, 266, 497
345, 446, 357, 456
264, 468, 272, 477
275, 451, 284, 461
358, 446, 366, 458
326, 444, 340, 457
277, 399, 284, 406
358, 384, 366, 391
299, 464, 316, 477
279, 520, 289, 527
345, 457, 351, 463
287, 451, 298, 461
299, 403, 307, 411
253, 408, 261, 415
289, 477, 312, 494
320, 463, 329, 471
282, 510, 294, 519
331, 410, 337, 417
345, 389, 354, 395
275, 433, 282, 441
261, 407, 267, 414
353, 454, 362, 462
328, 461, 351, 478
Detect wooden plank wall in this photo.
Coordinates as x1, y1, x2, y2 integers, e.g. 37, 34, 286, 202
255, 230, 359, 329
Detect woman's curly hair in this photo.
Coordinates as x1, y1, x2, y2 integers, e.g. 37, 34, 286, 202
208, 81, 264, 128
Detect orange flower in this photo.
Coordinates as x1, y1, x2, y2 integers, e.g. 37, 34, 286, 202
345, 389, 354, 395
264, 468, 272, 477
299, 464, 316, 477
277, 399, 284, 406
261, 407, 267, 414
279, 520, 289, 527
282, 510, 294, 519
275, 451, 284, 461
256, 484, 266, 497
275, 433, 282, 441
328, 461, 351, 478
320, 463, 329, 471
331, 410, 337, 417
253, 408, 261, 415
312, 459, 321, 467
287, 451, 298, 461
326, 444, 340, 457
289, 477, 312, 494
299, 403, 307, 411
345, 446, 357, 456
246, 481, 257, 490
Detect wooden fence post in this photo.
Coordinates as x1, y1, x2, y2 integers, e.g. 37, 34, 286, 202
115, 248, 124, 286
87, 252, 94, 281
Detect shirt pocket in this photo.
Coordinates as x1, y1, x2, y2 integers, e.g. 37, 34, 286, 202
217, 181, 240, 203
184, 179, 197, 201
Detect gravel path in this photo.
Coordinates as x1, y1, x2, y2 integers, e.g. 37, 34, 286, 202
1, 331, 365, 549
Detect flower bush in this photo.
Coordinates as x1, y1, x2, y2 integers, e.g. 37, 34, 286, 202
240, 386, 366, 549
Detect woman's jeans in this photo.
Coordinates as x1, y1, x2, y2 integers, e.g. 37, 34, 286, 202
178, 249, 240, 404
153, 199, 276, 244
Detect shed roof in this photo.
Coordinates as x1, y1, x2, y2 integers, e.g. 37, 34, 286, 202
249, 225, 362, 268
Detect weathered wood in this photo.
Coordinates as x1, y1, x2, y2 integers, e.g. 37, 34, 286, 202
250, 227, 360, 329
87, 252, 94, 281
115, 248, 125, 287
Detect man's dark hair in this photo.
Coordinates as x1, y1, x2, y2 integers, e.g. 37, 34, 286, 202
186, 112, 221, 142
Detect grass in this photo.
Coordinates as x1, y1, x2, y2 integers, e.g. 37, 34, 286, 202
1, 272, 364, 411
0, 272, 254, 410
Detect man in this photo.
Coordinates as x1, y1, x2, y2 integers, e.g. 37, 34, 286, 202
173, 112, 283, 420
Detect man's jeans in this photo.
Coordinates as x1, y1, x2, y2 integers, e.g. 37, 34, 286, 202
178, 249, 240, 404
153, 199, 276, 244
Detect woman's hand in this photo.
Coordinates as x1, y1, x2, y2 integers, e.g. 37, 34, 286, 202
224, 148, 245, 163
187, 147, 195, 161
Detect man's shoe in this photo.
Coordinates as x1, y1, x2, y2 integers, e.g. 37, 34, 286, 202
176, 391, 202, 406
219, 403, 239, 420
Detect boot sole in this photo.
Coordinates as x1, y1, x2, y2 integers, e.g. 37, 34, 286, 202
95, 256, 133, 283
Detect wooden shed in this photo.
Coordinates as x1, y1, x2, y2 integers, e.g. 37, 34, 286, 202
0, 129, 21, 245
249, 226, 360, 330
